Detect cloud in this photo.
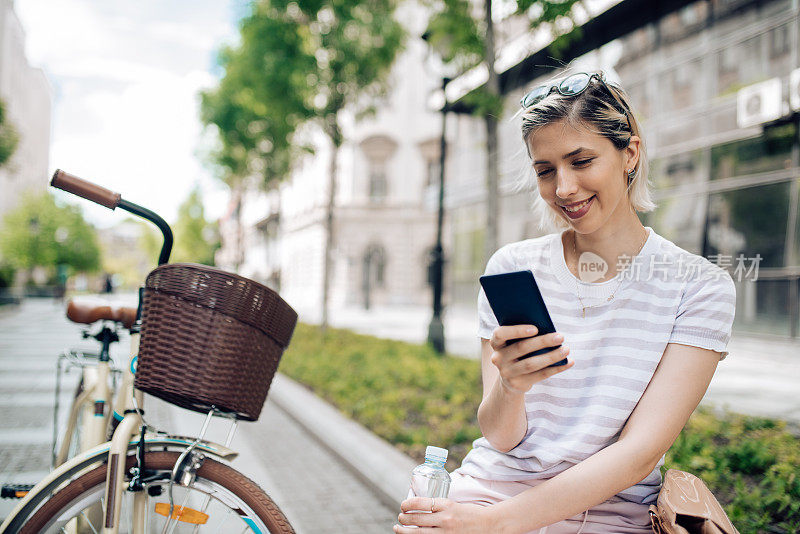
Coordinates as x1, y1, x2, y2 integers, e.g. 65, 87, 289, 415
49, 58, 175, 84
50, 69, 223, 223
15, 0, 237, 225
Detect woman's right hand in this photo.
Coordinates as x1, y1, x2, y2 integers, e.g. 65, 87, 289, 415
489, 325, 573, 395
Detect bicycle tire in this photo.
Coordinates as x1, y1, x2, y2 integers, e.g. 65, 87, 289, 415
18, 451, 295, 533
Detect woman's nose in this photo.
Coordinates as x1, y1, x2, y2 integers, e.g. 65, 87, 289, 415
555, 171, 579, 198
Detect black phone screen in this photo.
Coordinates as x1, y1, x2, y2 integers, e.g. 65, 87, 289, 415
479, 270, 567, 365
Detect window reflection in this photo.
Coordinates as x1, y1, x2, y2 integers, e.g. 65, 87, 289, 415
710, 123, 795, 181
704, 182, 791, 269
647, 194, 707, 254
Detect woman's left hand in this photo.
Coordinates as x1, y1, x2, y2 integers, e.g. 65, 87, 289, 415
394, 497, 495, 533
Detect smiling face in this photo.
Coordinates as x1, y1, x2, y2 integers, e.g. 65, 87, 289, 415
527, 120, 640, 235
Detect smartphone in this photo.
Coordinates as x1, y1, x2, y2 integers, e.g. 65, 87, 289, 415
479, 269, 567, 366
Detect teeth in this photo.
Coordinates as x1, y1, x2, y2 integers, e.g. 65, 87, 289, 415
564, 197, 592, 212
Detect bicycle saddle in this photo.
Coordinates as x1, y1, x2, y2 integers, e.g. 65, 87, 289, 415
66, 299, 137, 329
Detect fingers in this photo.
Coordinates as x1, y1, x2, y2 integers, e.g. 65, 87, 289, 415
497, 346, 573, 394
400, 497, 437, 513
394, 526, 436, 534
491, 331, 564, 366
539, 356, 575, 379
512, 345, 570, 375
396, 498, 453, 532
513, 332, 564, 361
397, 512, 438, 528
490, 325, 538, 350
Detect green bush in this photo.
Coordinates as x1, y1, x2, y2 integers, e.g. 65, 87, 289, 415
667, 408, 800, 532
279, 323, 800, 530
279, 323, 482, 471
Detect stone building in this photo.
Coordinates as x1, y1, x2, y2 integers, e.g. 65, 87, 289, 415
0, 0, 51, 220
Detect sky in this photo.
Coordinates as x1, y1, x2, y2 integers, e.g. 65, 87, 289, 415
15, 0, 248, 226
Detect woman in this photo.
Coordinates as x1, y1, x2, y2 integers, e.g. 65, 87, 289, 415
395, 72, 736, 533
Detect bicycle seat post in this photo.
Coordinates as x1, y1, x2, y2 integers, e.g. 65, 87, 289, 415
95, 324, 119, 363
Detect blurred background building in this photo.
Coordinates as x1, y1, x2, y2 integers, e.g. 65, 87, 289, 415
220, 0, 800, 339
441, 0, 800, 338
0, 0, 51, 220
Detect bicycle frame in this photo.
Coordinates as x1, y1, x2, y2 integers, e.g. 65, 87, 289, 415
0, 171, 256, 533
0, 329, 240, 533
104, 330, 143, 533
53, 349, 117, 467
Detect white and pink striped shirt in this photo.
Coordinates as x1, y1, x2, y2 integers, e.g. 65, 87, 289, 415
456, 226, 736, 505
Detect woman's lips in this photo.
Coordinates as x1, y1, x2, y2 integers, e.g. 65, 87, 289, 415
560, 195, 595, 219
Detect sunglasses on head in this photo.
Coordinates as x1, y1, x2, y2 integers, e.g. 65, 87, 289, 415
519, 72, 627, 112
520, 72, 631, 121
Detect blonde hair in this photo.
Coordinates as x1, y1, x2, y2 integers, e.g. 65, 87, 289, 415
519, 72, 656, 232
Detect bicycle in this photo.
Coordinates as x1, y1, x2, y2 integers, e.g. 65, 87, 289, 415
50, 299, 134, 468
0, 170, 298, 533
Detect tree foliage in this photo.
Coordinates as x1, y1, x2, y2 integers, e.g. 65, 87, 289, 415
0, 193, 101, 273
0, 98, 19, 167
202, 0, 407, 328
425, 0, 484, 72
202, 0, 407, 176
172, 187, 220, 266
200, 3, 317, 189
424, 0, 581, 116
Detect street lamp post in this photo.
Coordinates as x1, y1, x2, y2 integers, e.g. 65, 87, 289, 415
427, 76, 450, 355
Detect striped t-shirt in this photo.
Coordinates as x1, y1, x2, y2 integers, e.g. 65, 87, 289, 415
456, 226, 736, 505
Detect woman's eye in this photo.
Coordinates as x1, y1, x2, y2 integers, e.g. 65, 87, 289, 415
574, 158, 594, 166
536, 168, 553, 177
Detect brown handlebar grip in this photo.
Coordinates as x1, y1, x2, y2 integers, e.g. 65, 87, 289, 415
50, 169, 121, 210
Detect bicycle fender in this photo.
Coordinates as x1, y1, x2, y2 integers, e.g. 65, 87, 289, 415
0, 437, 237, 533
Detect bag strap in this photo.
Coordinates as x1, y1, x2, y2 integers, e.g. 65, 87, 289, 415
649, 506, 662, 533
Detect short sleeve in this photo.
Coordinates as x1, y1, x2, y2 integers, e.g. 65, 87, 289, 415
668, 263, 737, 360
477, 245, 517, 340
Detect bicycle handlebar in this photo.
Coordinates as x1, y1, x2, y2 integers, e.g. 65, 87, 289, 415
49, 168, 173, 268
51, 170, 121, 210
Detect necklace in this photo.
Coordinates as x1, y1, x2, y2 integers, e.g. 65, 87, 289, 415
571, 228, 649, 318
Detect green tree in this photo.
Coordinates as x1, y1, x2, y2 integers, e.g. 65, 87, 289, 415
424, 0, 579, 262
202, 0, 406, 330
0, 193, 101, 277
0, 98, 18, 167
200, 3, 318, 268
172, 187, 220, 265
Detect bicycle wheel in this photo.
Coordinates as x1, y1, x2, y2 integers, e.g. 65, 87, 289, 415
19, 451, 295, 533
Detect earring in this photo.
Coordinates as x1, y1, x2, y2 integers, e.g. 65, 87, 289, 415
626, 168, 636, 184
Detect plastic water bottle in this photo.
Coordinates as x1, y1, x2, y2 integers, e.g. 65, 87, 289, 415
409, 446, 451, 499
404, 446, 451, 528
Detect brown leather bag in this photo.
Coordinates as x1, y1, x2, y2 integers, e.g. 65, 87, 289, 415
649, 469, 740, 534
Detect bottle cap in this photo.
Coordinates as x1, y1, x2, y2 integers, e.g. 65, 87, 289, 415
424, 446, 448, 463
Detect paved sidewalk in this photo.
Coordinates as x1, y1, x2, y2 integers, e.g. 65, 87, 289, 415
296, 302, 800, 426
0, 298, 399, 531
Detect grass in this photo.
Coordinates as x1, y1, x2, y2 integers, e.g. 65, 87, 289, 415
278, 323, 799, 532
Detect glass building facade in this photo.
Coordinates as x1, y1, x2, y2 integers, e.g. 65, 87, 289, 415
447, 0, 800, 338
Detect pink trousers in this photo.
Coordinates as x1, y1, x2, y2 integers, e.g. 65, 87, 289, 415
448, 471, 654, 533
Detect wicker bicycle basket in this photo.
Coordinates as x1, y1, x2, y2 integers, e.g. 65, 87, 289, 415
135, 263, 298, 421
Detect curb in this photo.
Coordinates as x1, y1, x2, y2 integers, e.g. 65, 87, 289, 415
268, 373, 417, 510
